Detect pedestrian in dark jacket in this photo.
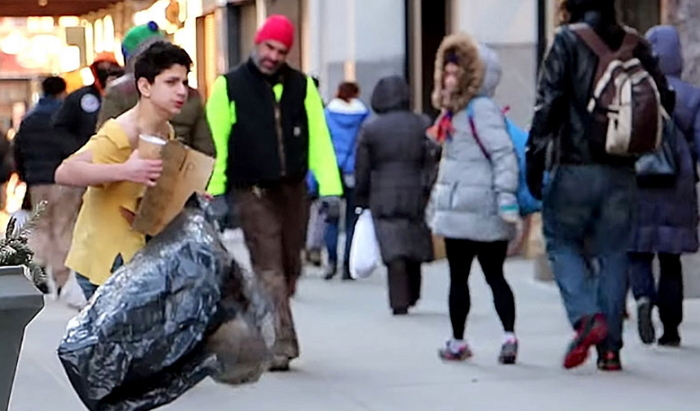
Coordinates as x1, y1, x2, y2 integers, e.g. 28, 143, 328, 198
355, 75, 435, 316
628, 25, 700, 348
324, 82, 369, 280
15, 77, 69, 185
13, 76, 85, 293
53, 52, 123, 153
526, 0, 674, 371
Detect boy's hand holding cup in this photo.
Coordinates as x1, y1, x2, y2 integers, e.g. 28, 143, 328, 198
123, 135, 165, 187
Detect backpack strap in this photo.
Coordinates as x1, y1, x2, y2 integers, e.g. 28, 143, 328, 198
570, 23, 615, 84
467, 101, 491, 162
570, 23, 641, 84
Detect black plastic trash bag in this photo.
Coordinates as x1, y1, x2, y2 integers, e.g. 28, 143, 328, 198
58, 197, 274, 411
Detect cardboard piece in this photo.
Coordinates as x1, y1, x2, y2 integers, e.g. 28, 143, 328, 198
132, 141, 215, 236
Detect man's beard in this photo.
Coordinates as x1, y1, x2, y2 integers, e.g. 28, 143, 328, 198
252, 51, 282, 75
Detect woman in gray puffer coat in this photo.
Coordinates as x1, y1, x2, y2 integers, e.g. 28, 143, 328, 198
355, 76, 437, 316
428, 34, 519, 364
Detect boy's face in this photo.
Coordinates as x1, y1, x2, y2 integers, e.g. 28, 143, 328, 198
138, 64, 189, 117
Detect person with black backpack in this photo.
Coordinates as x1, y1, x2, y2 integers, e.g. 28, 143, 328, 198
526, 0, 674, 371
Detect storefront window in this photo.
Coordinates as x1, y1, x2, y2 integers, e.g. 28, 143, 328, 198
83, 20, 94, 64
94, 18, 104, 52
103, 15, 115, 53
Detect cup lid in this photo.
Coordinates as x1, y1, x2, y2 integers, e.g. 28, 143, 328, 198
139, 134, 167, 145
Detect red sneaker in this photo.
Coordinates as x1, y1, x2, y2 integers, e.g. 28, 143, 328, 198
563, 314, 608, 369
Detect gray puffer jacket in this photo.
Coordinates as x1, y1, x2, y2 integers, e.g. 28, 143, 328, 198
429, 42, 519, 242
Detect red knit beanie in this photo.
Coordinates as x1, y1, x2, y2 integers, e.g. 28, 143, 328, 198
254, 15, 295, 50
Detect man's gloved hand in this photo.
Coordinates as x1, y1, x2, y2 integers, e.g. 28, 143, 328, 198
321, 196, 342, 220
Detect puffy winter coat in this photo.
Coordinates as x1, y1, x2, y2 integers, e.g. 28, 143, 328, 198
629, 25, 700, 255
355, 76, 435, 263
325, 98, 369, 174
429, 36, 519, 242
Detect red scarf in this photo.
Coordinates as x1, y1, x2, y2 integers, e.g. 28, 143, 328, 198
427, 111, 454, 143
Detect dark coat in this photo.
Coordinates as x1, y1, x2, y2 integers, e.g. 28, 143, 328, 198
630, 26, 700, 255
53, 84, 102, 153
355, 76, 436, 264
14, 97, 74, 185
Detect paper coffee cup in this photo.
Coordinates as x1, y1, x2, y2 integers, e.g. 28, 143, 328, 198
138, 134, 166, 159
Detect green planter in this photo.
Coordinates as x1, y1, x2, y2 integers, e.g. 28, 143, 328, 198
0, 265, 44, 411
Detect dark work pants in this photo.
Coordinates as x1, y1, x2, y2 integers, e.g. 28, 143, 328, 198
233, 181, 308, 360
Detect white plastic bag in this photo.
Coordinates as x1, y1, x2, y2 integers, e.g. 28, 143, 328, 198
349, 210, 381, 279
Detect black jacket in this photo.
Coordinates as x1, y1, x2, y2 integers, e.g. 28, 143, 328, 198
527, 13, 674, 197
14, 97, 74, 185
355, 76, 436, 263
53, 84, 102, 154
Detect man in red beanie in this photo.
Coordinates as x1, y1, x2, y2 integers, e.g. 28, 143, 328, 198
206, 14, 342, 371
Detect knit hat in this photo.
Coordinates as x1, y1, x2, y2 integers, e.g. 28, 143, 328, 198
93, 51, 119, 65
121, 21, 164, 61
254, 15, 295, 50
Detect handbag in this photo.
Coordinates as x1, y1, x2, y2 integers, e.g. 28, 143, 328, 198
635, 115, 679, 188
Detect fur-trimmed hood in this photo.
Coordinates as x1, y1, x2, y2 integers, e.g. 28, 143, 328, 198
431, 33, 483, 113
478, 44, 502, 98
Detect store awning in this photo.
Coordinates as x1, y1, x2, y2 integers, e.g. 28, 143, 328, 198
0, 0, 123, 17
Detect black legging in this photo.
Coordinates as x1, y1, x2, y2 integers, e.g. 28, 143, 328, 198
445, 238, 515, 339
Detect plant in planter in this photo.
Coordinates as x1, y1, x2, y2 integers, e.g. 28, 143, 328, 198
0, 201, 48, 411
0, 201, 48, 291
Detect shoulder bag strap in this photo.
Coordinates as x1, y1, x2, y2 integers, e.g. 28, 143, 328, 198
467, 101, 491, 162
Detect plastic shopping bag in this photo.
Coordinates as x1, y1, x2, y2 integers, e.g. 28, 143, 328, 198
349, 210, 381, 279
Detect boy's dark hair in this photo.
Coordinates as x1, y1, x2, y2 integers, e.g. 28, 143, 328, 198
134, 41, 192, 85
42, 76, 66, 97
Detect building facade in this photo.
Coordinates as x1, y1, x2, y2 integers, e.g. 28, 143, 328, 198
302, 0, 537, 126
302, 0, 669, 127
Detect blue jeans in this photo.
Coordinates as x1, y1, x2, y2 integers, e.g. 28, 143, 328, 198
543, 165, 636, 351
76, 273, 98, 301
75, 254, 125, 301
325, 186, 357, 267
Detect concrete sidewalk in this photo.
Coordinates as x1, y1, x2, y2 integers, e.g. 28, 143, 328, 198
9, 239, 700, 410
